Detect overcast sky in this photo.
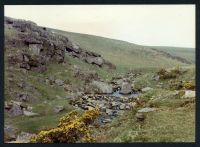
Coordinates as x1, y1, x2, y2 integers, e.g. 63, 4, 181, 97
5, 5, 195, 48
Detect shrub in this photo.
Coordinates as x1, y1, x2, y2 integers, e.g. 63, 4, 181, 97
168, 80, 195, 90
183, 81, 195, 90
157, 67, 182, 80
168, 80, 183, 90
30, 109, 100, 143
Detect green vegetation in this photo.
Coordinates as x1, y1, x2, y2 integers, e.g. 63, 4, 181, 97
51, 29, 189, 73
94, 107, 195, 142
92, 65, 195, 142
5, 24, 195, 142
149, 46, 195, 63
65, 54, 114, 80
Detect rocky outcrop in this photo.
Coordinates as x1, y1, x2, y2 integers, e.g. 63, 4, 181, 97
5, 101, 38, 117
5, 16, 115, 72
5, 102, 23, 117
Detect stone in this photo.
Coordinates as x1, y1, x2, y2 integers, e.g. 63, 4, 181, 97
120, 82, 132, 94
137, 107, 156, 113
20, 103, 28, 109
14, 132, 34, 143
86, 56, 104, 66
122, 97, 129, 103
17, 81, 34, 91
82, 95, 88, 100
111, 101, 119, 107
6, 103, 23, 117
135, 113, 146, 121
85, 106, 95, 110
55, 79, 64, 86
102, 118, 112, 123
15, 93, 30, 102
141, 87, 153, 92
100, 106, 107, 112
48, 76, 55, 84
53, 106, 65, 113
182, 90, 195, 98
11, 100, 22, 106
28, 44, 43, 55
125, 104, 131, 110
129, 102, 137, 108
119, 103, 126, 110
5, 101, 11, 109
23, 110, 39, 117
4, 125, 18, 141
27, 106, 33, 111
152, 75, 160, 81
91, 81, 113, 94
106, 109, 113, 116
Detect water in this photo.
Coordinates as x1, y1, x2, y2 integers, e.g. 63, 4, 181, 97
110, 90, 139, 98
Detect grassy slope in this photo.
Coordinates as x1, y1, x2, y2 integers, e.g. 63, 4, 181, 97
93, 66, 195, 142
5, 24, 116, 132
148, 46, 195, 63
51, 29, 189, 73
95, 105, 195, 142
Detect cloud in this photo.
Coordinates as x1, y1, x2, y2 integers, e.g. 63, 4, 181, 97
5, 5, 195, 48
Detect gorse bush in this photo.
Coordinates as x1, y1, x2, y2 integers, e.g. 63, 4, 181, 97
182, 80, 195, 90
168, 80, 183, 90
168, 80, 195, 90
157, 67, 182, 80
30, 109, 100, 143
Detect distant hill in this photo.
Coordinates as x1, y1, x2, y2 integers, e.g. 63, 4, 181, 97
51, 29, 194, 72
147, 46, 195, 63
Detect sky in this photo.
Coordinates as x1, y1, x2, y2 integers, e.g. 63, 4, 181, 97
4, 5, 195, 48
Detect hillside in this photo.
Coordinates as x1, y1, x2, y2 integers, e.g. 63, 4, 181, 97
147, 46, 195, 64
51, 29, 193, 72
4, 17, 195, 143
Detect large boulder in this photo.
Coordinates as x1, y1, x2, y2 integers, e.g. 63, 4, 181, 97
4, 125, 18, 141
16, 132, 34, 143
53, 106, 65, 113
120, 82, 132, 94
5, 103, 23, 117
91, 81, 113, 94
23, 110, 39, 117
14, 93, 30, 102
182, 90, 195, 98
85, 56, 104, 66
55, 79, 64, 86
137, 107, 156, 113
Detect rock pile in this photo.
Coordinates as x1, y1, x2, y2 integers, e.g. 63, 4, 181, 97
69, 94, 138, 124
5, 101, 38, 117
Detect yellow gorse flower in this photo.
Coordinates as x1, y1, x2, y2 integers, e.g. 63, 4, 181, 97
30, 109, 100, 143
